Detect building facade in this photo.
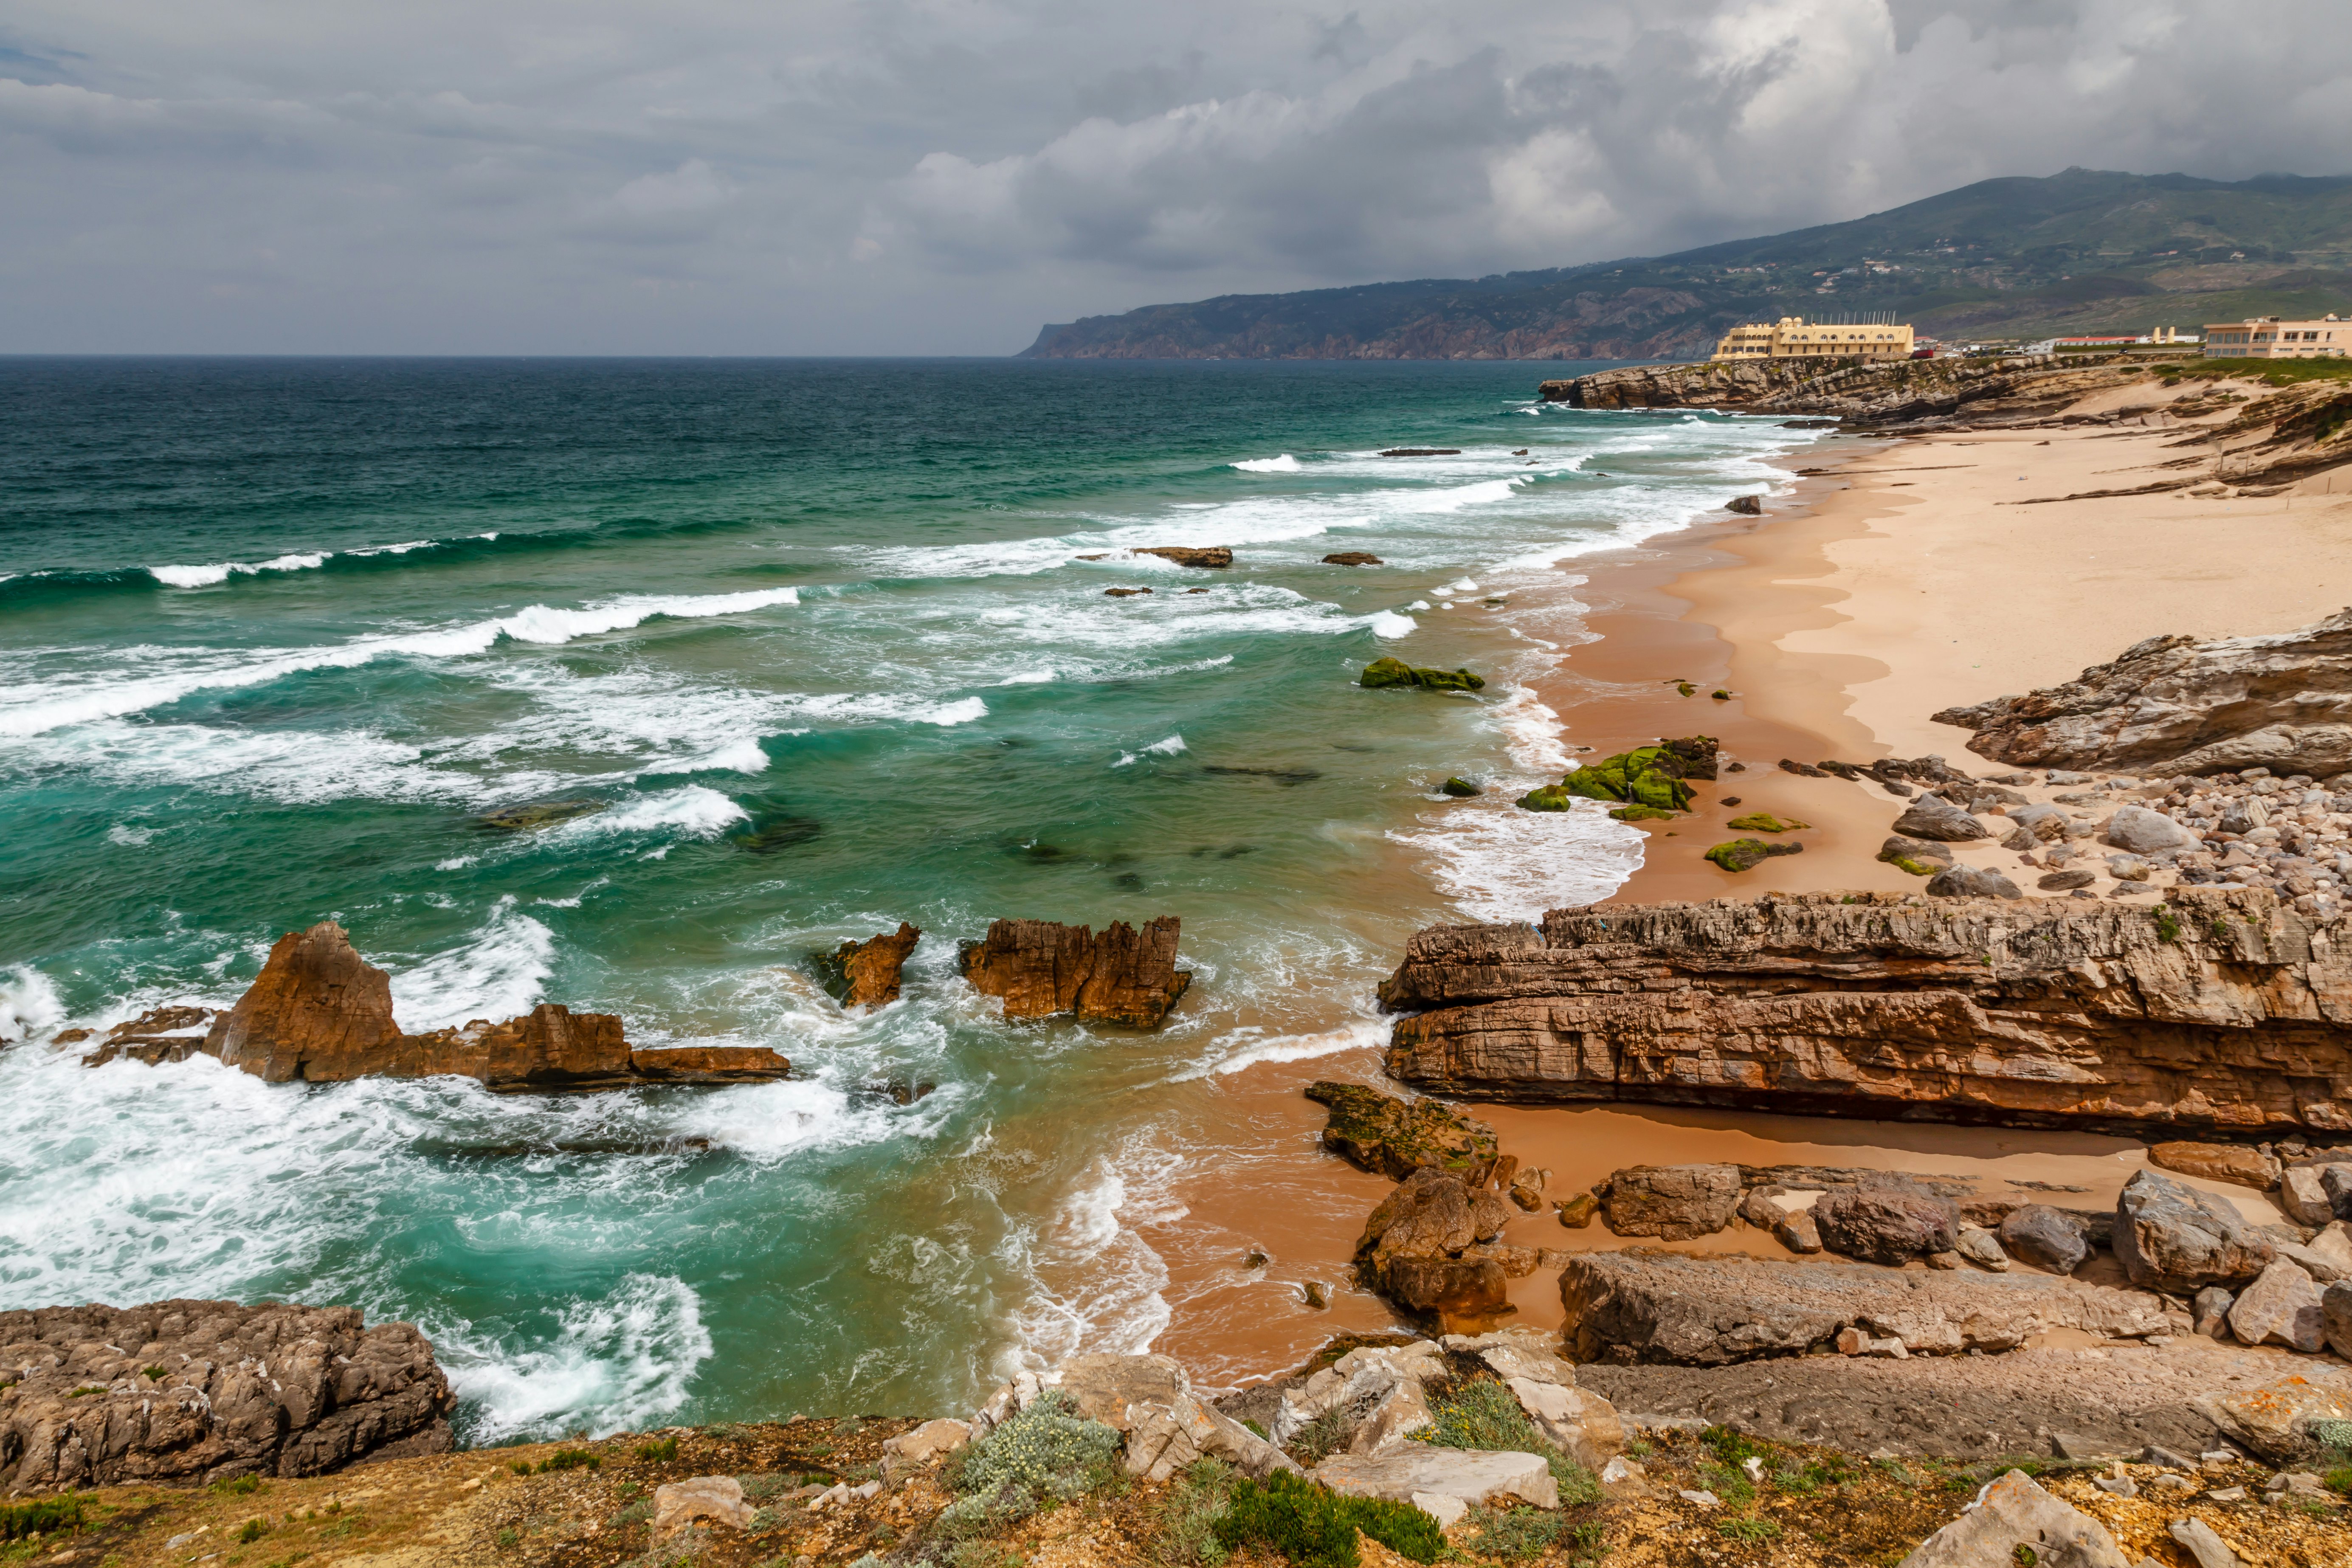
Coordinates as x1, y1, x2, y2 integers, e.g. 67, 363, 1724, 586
1710, 318, 1915, 362
2203, 316, 2349, 359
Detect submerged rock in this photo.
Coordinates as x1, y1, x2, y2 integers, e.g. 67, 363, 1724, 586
473, 799, 603, 832
1323, 552, 1383, 566
1560, 741, 1714, 810
1135, 546, 1232, 569
734, 816, 822, 853
959, 915, 1191, 1027
1726, 813, 1807, 833
817, 922, 921, 1008
1360, 657, 1486, 692
1440, 776, 1481, 797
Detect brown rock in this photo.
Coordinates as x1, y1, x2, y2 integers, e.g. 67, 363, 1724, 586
1814, 1186, 1961, 1264
0, 1298, 453, 1491
1380, 888, 2352, 1137
1382, 1256, 1508, 1320
1597, 1164, 1741, 1240
1303, 1081, 1496, 1180
820, 922, 922, 1008
84, 1005, 220, 1067
1555, 1193, 1600, 1229
2149, 1140, 2281, 1191
1357, 1166, 1476, 1265
1135, 546, 1231, 569
1323, 552, 1383, 566
960, 916, 1191, 1027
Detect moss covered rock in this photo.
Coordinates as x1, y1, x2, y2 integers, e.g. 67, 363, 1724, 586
1706, 837, 1806, 873
1516, 785, 1575, 812
1560, 745, 1701, 811
1360, 657, 1487, 692
1304, 1081, 1496, 1180
1608, 805, 1679, 822
1876, 834, 1956, 877
1440, 777, 1482, 798
1725, 813, 1809, 833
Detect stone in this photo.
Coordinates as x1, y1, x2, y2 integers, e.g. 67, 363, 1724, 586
1556, 1193, 1600, 1228
1816, 1186, 1962, 1264
2107, 853, 2152, 882
1348, 1379, 1436, 1456
2115, 1169, 2276, 1292
1383, 1256, 1509, 1322
1893, 796, 1993, 842
2039, 869, 2098, 891
1324, 552, 1383, 566
1135, 546, 1231, 569
2276, 1239, 2350, 1284
2228, 1261, 2326, 1351
960, 916, 1191, 1027
2167, 1517, 2242, 1568
1380, 888, 2352, 1137
1313, 1448, 1558, 1515
2193, 1286, 2234, 1337
2148, 1143, 2280, 1192
1507, 1168, 1546, 1210
1262, 1341, 1449, 1448
1878, 836, 1957, 875
1557, 744, 1708, 812
1932, 607, 2352, 778
2192, 1364, 2352, 1463
2104, 804, 2200, 856
1122, 1390, 1299, 1483
1358, 1166, 1478, 1265
1776, 1210, 1824, 1253
2330, 1279, 2352, 1358
1440, 777, 1481, 797
1304, 1081, 1496, 1180
882, 1418, 972, 1462
1893, 1469, 2131, 1568
0, 1298, 454, 1491
1724, 494, 1763, 515
1705, 837, 1804, 873
2278, 1165, 2339, 1227
817, 923, 921, 1008
1925, 864, 2025, 899
1558, 1251, 2167, 1365
1955, 1225, 2010, 1271
1504, 1378, 1624, 1470
2092, 1473, 2138, 1498
2326, 1165, 2352, 1220
1597, 1454, 1650, 1499
1597, 1164, 1742, 1240
1360, 657, 1486, 693
654, 1477, 756, 1540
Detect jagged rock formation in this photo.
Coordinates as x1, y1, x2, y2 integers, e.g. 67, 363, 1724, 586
1380, 889, 2352, 1137
818, 923, 922, 1008
1539, 355, 2135, 427
1134, 546, 1231, 569
1558, 1250, 2170, 1366
958, 917, 1191, 1027
1303, 1081, 1496, 1180
1932, 608, 2352, 777
91, 922, 789, 1090
1, 1300, 454, 1492
1353, 1165, 1517, 1324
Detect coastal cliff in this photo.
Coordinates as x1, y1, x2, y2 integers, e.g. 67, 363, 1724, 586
1378, 888, 2352, 1136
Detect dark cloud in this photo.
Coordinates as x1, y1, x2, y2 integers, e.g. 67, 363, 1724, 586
0, 1, 2344, 353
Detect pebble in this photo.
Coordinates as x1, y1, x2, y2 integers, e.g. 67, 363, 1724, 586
1678, 1489, 1721, 1508
2207, 1485, 2247, 1501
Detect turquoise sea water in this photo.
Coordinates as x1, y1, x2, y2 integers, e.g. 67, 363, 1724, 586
0, 358, 1817, 1439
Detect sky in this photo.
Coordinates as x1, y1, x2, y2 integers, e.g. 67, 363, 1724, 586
3, 0, 2349, 355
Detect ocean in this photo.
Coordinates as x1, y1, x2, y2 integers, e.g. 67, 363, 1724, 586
0, 357, 1817, 1441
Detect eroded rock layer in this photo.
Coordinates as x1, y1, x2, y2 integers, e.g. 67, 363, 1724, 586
960, 917, 1191, 1027
1, 1300, 454, 1492
1381, 888, 2352, 1137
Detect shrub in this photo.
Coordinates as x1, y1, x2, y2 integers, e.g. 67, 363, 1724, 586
739, 1472, 798, 1499
0, 1495, 87, 1541
1717, 1517, 1782, 1543
951, 1391, 1123, 1514
238, 1518, 272, 1543
1283, 1406, 1358, 1467
510, 1461, 533, 1476
538, 1448, 601, 1473
1461, 1504, 1572, 1562
210, 1475, 266, 1497
1154, 1459, 1235, 1566
143, 1365, 167, 1381
1416, 1379, 1600, 1507
1213, 1469, 1442, 1568
636, 1435, 681, 1463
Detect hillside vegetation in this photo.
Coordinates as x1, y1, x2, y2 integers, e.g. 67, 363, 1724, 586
1022, 168, 2352, 361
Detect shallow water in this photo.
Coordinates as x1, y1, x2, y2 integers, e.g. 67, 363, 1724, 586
0, 358, 1819, 1438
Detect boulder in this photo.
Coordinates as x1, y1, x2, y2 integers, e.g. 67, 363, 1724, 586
206, 921, 405, 1080
1361, 658, 1485, 692
2327, 1164, 2352, 1220
817, 923, 921, 1008
1440, 777, 1481, 797
1893, 797, 1991, 842
2227, 1260, 2326, 1351
2114, 1169, 2276, 1292
1324, 552, 1383, 566
1347, 1378, 1436, 1456
1303, 1081, 1496, 1180
1597, 1164, 1741, 1240
1124, 1391, 1299, 1482
881, 1419, 972, 1463
1892, 1469, 2131, 1568
2038, 869, 2098, 892
1383, 1256, 1508, 1321
1135, 546, 1231, 569
1313, 1448, 1558, 1517
2193, 1286, 2234, 1337
1877, 836, 1956, 875
1706, 839, 1804, 873
2279, 1164, 2340, 1226
1558, 745, 1706, 811
2005, 802, 2071, 842
2104, 804, 2199, 856
2166, 1519, 2242, 1568
959, 916, 1191, 1027
1358, 1166, 1477, 1265
1504, 1378, 1624, 1471
1724, 494, 1763, 515
2148, 1142, 2279, 1192
1556, 1193, 1600, 1228
1776, 1210, 1824, 1253
1814, 1186, 1961, 1264
2193, 1364, 2352, 1463
0, 1299, 454, 1491
1954, 1226, 2010, 1271
653, 1477, 757, 1541
1262, 1341, 1448, 1448
1558, 1250, 2166, 1365
1056, 1352, 1188, 1426
2326, 1279, 2352, 1359
1924, 864, 2023, 899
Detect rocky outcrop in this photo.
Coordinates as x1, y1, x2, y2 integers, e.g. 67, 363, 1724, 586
0, 1299, 454, 1492
1354, 1165, 1515, 1326
1538, 355, 2140, 428
1135, 546, 1232, 569
818, 923, 921, 1008
1380, 890, 2352, 1138
1595, 1164, 1740, 1241
1932, 608, 2352, 778
1303, 1081, 1496, 1180
1360, 657, 1485, 693
1894, 1470, 2131, 1568
958, 917, 1191, 1027
1558, 1250, 2169, 1366
91, 922, 789, 1091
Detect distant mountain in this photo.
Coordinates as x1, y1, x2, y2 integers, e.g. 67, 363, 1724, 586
1020, 169, 2352, 360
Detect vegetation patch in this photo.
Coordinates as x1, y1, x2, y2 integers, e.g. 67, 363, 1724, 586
1213, 1468, 1442, 1568
1417, 1379, 1600, 1507
0, 1495, 87, 1541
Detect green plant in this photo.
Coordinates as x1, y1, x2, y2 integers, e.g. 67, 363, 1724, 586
1213, 1469, 1441, 1568
738, 1472, 796, 1499
1717, 1517, 1782, 1543
1283, 1405, 1358, 1467
613, 1499, 654, 1527
1461, 1504, 1583, 1562
0, 1495, 87, 1541
537, 1447, 600, 1473
2014, 1546, 2039, 1567
2324, 1463, 2352, 1498
950, 1391, 1123, 1515
510, 1461, 533, 1476
1699, 1465, 1755, 1508
635, 1435, 680, 1463
143, 1365, 167, 1381
67, 1385, 105, 1398
2155, 905, 2181, 943
1240, 1419, 1268, 1441
2211, 917, 2232, 943
1416, 1379, 1600, 1507
949, 1546, 1020, 1568
239, 1518, 272, 1544
1154, 1459, 1235, 1567
211, 1475, 266, 1497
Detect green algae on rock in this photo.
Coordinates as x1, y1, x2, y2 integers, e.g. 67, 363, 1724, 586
1726, 813, 1809, 833
1304, 1080, 1497, 1180
1359, 656, 1486, 692
1608, 805, 1680, 822
1559, 743, 1711, 811
1516, 784, 1575, 812
1440, 777, 1482, 798
1707, 837, 1806, 873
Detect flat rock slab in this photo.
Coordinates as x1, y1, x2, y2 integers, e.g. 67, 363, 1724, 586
1313, 1447, 1558, 1516
1575, 1343, 2323, 1461
1895, 1469, 2131, 1568
1560, 1250, 2169, 1365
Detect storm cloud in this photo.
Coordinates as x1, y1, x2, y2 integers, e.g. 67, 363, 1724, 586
2, 0, 2346, 354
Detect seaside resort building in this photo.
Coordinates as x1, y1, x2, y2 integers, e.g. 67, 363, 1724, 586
1710, 317, 1915, 362
2202, 315, 2349, 359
